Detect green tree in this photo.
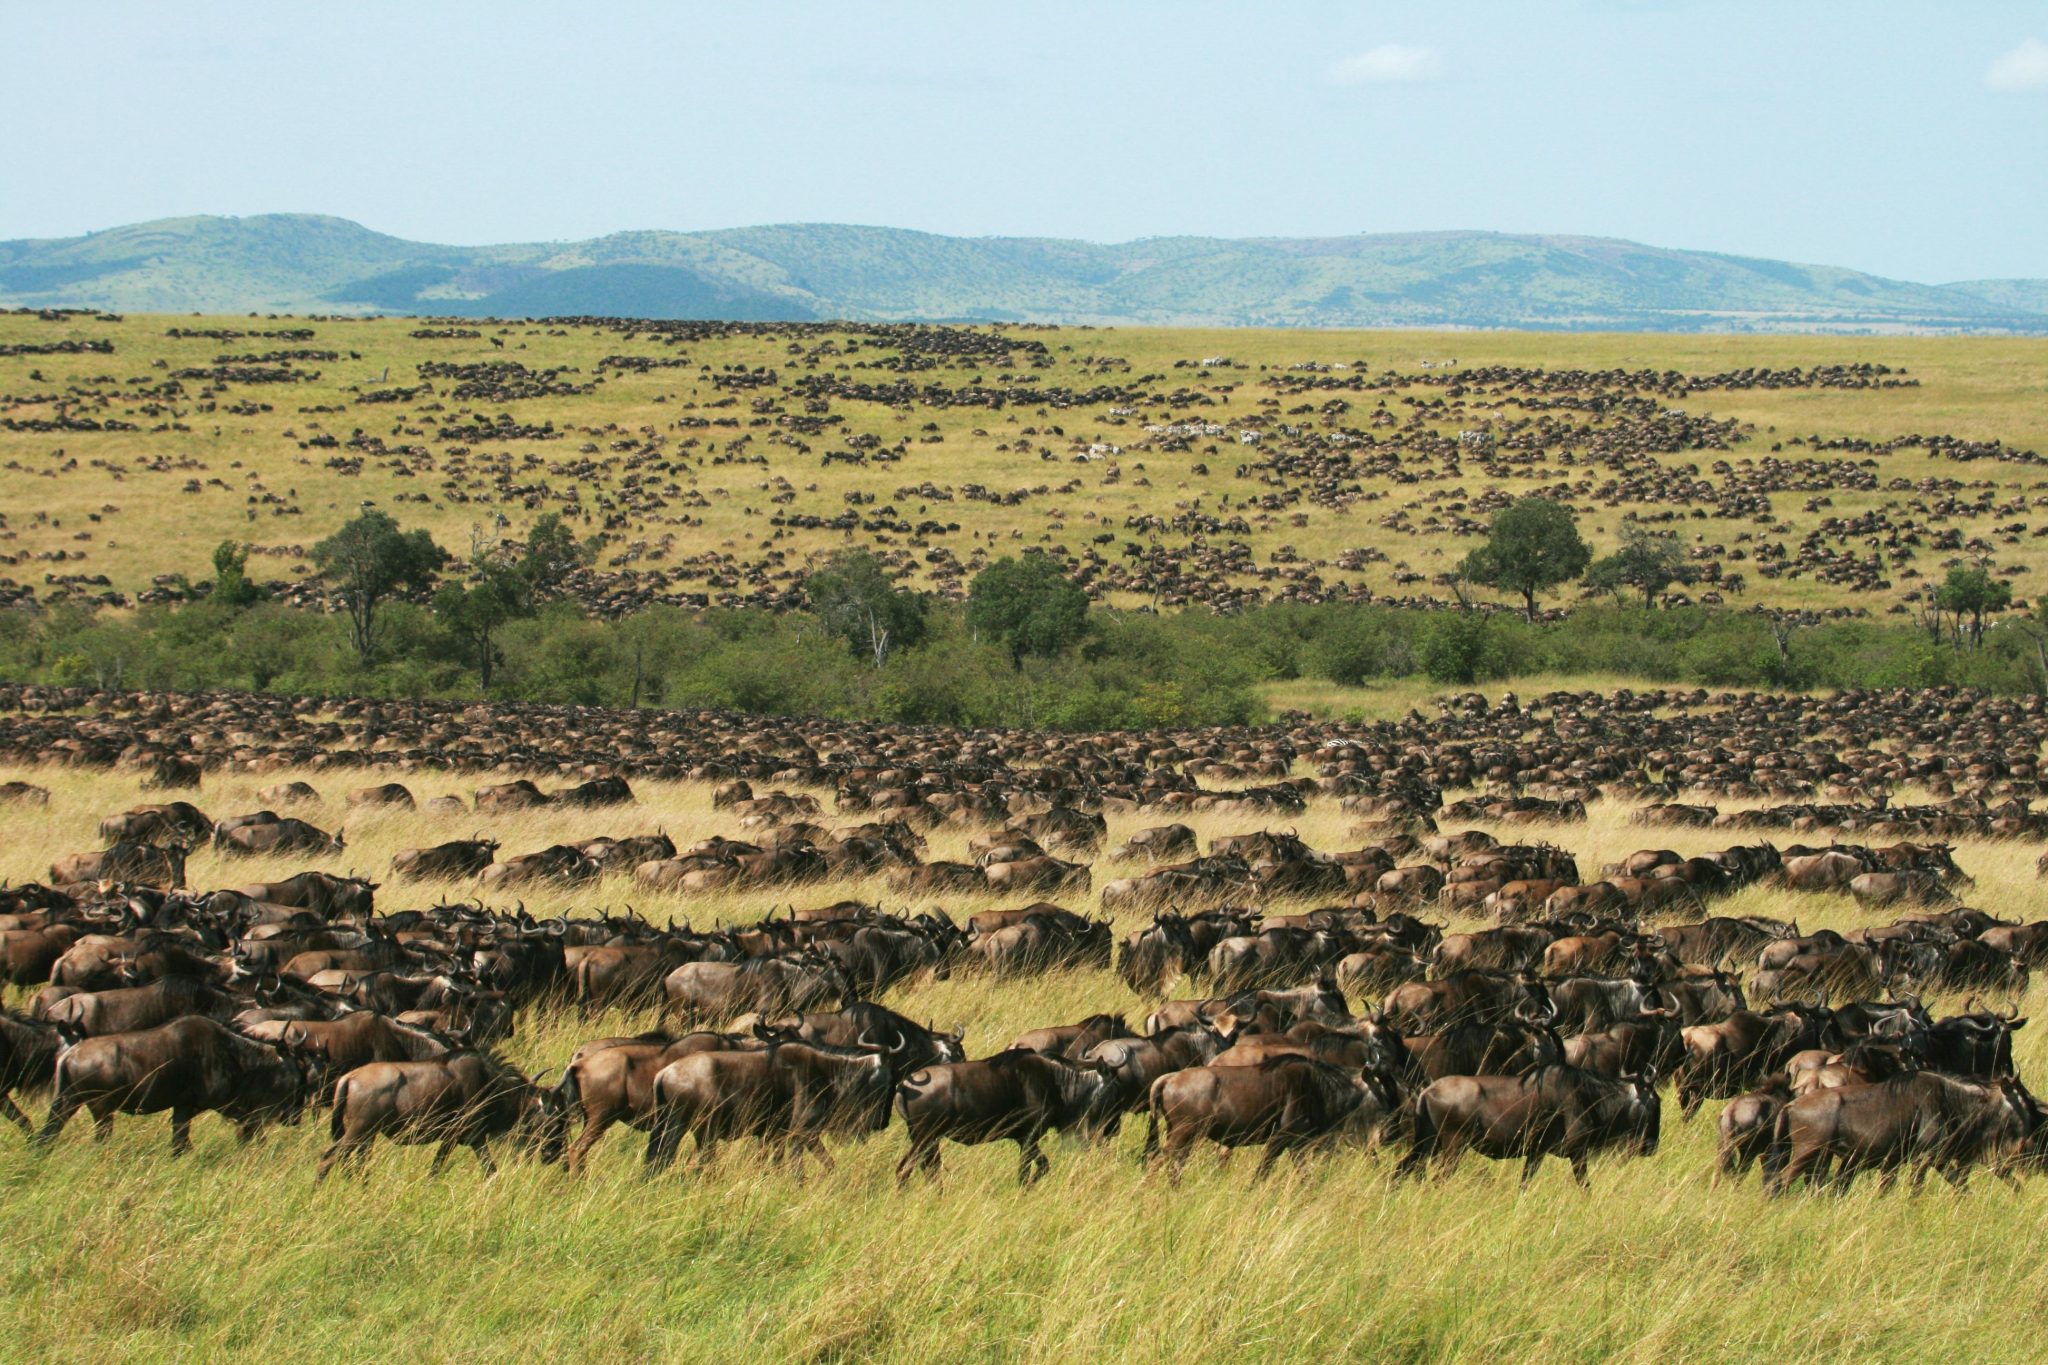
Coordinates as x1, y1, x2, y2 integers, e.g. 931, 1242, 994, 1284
1459, 497, 1592, 620
434, 562, 530, 690
805, 549, 928, 667
518, 512, 591, 597
966, 554, 1091, 666
310, 510, 448, 664
1936, 563, 2013, 648
211, 540, 262, 608
1584, 527, 1691, 608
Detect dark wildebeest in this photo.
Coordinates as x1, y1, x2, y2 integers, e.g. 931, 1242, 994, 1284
1083, 1024, 1231, 1111
1764, 1071, 2033, 1194
216, 819, 344, 858
1400, 1013, 1566, 1084
1563, 1013, 1684, 1081
895, 1050, 1124, 1183
1675, 1005, 1832, 1116
552, 1030, 767, 1172
248, 1013, 451, 1083
347, 782, 415, 810
554, 776, 634, 807
317, 1050, 560, 1179
1382, 970, 1552, 1031
34, 1016, 307, 1154
0, 1010, 59, 1131
1396, 1064, 1661, 1186
391, 839, 501, 881
98, 802, 213, 847
1143, 1056, 1392, 1183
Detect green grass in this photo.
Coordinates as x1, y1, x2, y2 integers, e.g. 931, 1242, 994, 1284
2, 762, 2046, 1362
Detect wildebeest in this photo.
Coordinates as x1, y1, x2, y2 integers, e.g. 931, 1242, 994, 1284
1144, 1056, 1392, 1183
48, 841, 189, 888
895, 1050, 1123, 1183
663, 954, 849, 1026
392, 838, 502, 881
1763, 1071, 2033, 1193
1396, 1064, 1661, 1186
41, 974, 230, 1040
216, 818, 345, 858
644, 1038, 894, 1170
35, 1016, 308, 1154
317, 1050, 559, 1178
0, 1009, 59, 1131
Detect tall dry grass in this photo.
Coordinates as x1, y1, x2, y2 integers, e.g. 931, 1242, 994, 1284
0, 762, 2044, 1363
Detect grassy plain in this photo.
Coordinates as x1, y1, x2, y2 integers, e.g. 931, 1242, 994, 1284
4, 313, 2048, 617
0, 762, 2044, 1363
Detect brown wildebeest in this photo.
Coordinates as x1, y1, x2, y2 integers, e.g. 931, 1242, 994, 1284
1763, 1071, 2031, 1194
98, 802, 213, 846
391, 838, 500, 881
1395, 1064, 1661, 1186
663, 954, 849, 1026
34, 1016, 308, 1154
1009, 1013, 1134, 1060
553, 776, 634, 807
1716, 1079, 1791, 1180
317, 1050, 560, 1179
1143, 1056, 1390, 1183
551, 1030, 763, 1172
1111, 824, 1197, 862
894, 1050, 1124, 1183
0, 923, 83, 988
347, 782, 415, 809
257, 781, 320, 805
41, 975, 231, 1039
0, 782, 51, 805
234, 871, 376, 919
474, 780, 550, 811
48, 841, 188, 888
644, 1039, 895, 1171
246, 1012, 451, 1081
216, 819, 344, 858
1083, 1024, 1232, 1110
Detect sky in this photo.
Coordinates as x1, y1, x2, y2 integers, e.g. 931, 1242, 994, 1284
3, 1, 2045, 283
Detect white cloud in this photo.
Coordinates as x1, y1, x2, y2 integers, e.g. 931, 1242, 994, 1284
1986, 38, 2048, 91
1329, 44, 1442, 86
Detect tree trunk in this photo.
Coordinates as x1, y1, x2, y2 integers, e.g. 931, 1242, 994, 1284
1522, 587, 1537, 621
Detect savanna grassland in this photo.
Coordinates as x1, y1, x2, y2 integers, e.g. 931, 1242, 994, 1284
4, 310, 2048, 621
2, 756, 2047, 1365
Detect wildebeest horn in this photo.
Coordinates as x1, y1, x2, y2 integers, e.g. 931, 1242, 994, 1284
283, 1022, 306, 1046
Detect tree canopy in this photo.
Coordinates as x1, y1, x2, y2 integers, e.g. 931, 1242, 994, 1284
310, 510, 448, 663
804, 549, 928, 667
966, 554, 1091, 665
1459, 497, 1592, 620
1585, 527, 1692, 608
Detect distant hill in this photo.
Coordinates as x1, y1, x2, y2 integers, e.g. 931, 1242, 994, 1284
2, 213, 2044, 333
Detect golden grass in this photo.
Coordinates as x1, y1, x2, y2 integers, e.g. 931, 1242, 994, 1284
0, 761, 2045, 1362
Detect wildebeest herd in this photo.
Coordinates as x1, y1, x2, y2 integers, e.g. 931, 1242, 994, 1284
1, 310, 2040, 624
3, 680, 2048, 1194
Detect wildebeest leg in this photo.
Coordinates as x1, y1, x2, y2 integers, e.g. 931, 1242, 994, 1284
566, 1113, 613, 1174
1520, 1152, 1546, 1186
169, 1109, 194, 1157
470, 1140, 497, 1177
92, 1107, 115, 1143
429, 1138, 459, 1174
1567, 1155, 1591, 1189
0, 1091, 34, 1134
315, 1136, 363, 1182
1253, 1137, 1290, 1180
1017, 1136, 1047, 1186
32, 1091, 79, 1150
896, 1134, 940, 1184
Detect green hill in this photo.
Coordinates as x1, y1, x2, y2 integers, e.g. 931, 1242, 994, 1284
2, 213, 2043, 332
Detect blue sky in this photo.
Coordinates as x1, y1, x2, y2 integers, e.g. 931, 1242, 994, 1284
4, 1, 2045, 281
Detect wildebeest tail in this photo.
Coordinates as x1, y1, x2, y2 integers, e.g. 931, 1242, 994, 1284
328, 1078, 350, 1140
555, 1062, 581, 1109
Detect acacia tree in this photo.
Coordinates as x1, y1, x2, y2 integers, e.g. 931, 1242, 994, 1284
967, 554, 1090, 666
211, 540, 261, 608
310, 510, 447, 664
1459, 497, 1591, 620
804, 549, 927, 667
1584, 527, 1692, 608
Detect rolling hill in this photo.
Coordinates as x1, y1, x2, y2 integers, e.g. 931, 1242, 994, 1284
1, 213, 2043, 333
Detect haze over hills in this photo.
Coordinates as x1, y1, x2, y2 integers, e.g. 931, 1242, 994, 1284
1, 213, 2044, 333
